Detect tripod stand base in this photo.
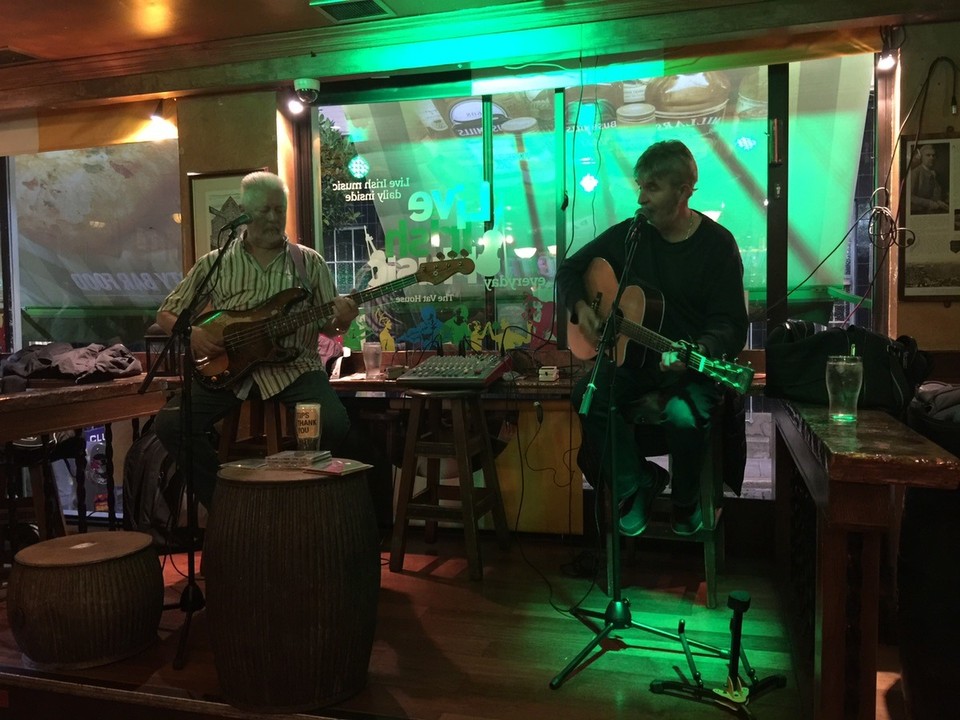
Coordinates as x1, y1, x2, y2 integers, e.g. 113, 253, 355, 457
650, 674, 787, 718
550, 598, 727, 690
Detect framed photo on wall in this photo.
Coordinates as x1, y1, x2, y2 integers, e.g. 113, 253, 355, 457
900, 135, 960, 299
188, 169, 262, 265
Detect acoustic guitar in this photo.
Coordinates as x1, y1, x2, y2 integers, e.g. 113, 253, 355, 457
192, 253, 475, 390
567, 258, 754, 394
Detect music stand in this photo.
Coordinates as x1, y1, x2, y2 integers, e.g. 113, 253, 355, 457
550, 215, 731, 688
138, 223, 243, 670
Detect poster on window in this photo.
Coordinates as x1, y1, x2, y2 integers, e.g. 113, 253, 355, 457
902, 136, 960, 298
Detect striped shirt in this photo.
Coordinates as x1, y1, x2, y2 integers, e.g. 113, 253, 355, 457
160, 236, 338, 399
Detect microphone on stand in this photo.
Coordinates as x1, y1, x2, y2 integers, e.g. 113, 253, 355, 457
625, 209, 647, 246
219, 213, 251, 234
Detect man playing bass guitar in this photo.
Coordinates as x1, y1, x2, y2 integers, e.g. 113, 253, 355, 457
154, 171, 358, 510
556, 140, 748, 537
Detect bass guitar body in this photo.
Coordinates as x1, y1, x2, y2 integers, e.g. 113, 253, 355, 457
188, 254, 476, 390
567, 258, 664, 367
193, 287, 308, 389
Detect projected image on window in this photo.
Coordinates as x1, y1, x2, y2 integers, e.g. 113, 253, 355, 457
317, 54, 872, 351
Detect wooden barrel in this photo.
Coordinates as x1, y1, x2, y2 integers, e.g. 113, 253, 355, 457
6, 531, 163, 669
206, 466, 380, 713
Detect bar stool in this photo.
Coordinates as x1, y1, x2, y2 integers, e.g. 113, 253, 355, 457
626, 390, 744, 609
2, 433, 84, 548
218, 397, 296, 462
390, 389, 510, 580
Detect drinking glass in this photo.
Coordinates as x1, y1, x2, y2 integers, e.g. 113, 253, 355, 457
825, 355, 863, 423
362, 342, 382, 379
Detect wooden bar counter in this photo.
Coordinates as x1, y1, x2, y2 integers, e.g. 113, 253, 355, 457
0, 375, 177, 531
773, 401, 960, 720
0, 375, 176, 445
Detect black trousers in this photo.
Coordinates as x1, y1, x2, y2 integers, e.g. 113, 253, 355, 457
571, 359, 720, 508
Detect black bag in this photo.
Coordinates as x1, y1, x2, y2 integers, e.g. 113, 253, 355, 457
765, 320, 930, 420
907, 381, 960, 455
122, 427, 190, 550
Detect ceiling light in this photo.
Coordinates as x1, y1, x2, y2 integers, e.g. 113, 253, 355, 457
877, 26, 901, 73
877, 49, 896, 72
287, 97, 306, 115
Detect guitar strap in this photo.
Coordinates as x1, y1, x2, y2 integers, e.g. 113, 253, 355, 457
286, 241, 313, 294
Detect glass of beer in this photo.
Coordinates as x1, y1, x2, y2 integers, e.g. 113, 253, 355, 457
825, 355, 863, 423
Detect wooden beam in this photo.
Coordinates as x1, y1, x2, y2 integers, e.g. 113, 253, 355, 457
0, 0, 957, 114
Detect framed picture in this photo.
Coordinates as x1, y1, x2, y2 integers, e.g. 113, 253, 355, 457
188, 169, 261, 264
900, 135, 960, 299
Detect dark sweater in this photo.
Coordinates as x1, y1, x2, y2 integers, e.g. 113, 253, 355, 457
556, 211, 748, 365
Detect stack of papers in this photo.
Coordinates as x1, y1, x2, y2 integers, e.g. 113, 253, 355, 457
221, 452, 372, 477
264, 449, 332, 468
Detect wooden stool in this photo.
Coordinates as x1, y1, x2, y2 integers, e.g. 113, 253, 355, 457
390, 389, 510, 580
6, 530, 163, 669
218, 397, 296, 461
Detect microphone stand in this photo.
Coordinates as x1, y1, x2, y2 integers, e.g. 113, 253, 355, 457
138, 222, 243, 670
550, 215, 727, 689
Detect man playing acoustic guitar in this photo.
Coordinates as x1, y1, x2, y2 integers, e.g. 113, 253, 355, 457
154, 171, 358, 510
557, 140, 748, 537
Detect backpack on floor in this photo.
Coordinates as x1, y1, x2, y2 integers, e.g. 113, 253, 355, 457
122, 426, 191, 551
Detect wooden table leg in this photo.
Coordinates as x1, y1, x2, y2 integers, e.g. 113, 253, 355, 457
817, 522, 880, 720
817, 521, 847, 720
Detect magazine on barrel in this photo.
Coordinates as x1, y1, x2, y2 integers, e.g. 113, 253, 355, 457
304, 458, 373, 476
220, 455, 372, 476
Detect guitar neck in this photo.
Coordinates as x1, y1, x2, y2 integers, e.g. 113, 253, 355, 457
617, 315, 712, 370
616, 315, 752, 393
270, 274, 420, 335
616, 316, 675, 355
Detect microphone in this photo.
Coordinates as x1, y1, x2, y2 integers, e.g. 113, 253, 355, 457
219, 213, 251, 233
625, 209, 647, 245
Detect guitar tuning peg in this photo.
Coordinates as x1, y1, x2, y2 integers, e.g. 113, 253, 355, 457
459, 249, 468, 257
447, 250, 456, 258
436, 252, 444, 260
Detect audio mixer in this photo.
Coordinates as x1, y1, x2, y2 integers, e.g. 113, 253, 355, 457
396, 354, 512, 389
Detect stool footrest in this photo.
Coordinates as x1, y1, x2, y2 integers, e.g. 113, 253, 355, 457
405, 504, 465, 522
414, 437, 485, 458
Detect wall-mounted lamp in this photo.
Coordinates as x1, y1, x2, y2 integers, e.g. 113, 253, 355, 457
149, 99, 164, 122
877, 26, 903, 73
287, 96, 307, 115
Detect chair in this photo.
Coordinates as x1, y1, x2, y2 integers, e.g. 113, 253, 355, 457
389, 389, 510, 580
217, 397, 296, 462
626, 390, 745, 609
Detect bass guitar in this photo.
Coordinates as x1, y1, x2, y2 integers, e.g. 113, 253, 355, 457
567, 258, 754, 394
192, 253, 475, 390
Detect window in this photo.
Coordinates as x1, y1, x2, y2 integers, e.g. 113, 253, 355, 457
11, 140, 183, 348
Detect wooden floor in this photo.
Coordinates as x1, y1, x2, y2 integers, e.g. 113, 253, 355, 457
0, 530, 907, 719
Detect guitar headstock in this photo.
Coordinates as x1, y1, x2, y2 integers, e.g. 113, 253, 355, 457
702, 357, 755, 395
415, 250, 476, 285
